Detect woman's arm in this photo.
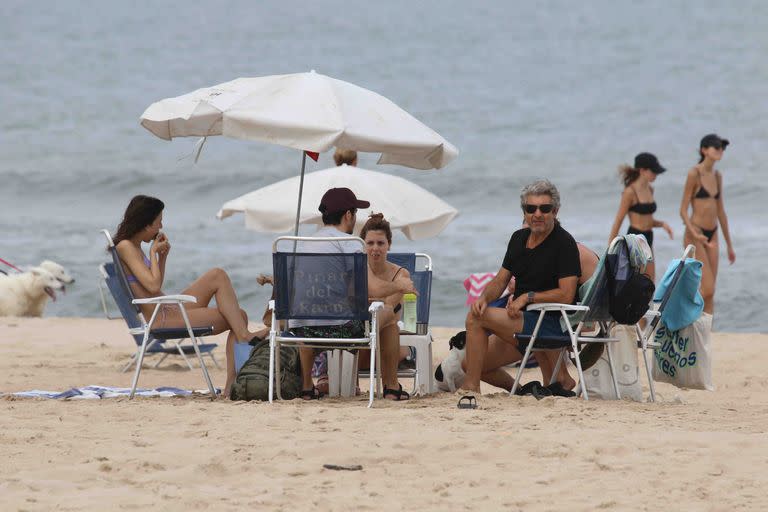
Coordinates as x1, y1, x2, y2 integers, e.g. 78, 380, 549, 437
608, 188, 633, 245
716, 172, 736, 263
385, 267, 410, 307
368, 270, 415, 299
116, 241, 164, 294
679, 168, 709, 244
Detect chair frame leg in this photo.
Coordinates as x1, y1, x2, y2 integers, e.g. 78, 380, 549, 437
130, 305, 162, 399
178, 304, 217, 398
510, 311, 545, 396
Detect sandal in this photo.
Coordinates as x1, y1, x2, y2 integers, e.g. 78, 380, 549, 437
300, 386, 324, 400
383, 383, 410, 401
546, 382, 576, 398
514, 381, 543, 396
457, 395, 477, 409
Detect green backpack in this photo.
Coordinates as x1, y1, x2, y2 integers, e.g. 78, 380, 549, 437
229, 339, 302, 401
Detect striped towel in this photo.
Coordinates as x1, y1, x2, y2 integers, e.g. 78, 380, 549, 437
463, 272, 496, 305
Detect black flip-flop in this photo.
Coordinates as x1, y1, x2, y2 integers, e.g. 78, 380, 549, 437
457, 395, 477, 409
546, 382, 576, 398
515, 381, 543, 396
383, 383, 410, 401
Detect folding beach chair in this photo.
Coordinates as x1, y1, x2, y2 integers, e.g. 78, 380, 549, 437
634, 244, 696, 402
395, 253, 436, 395
510, 236, 652, 400
268, 236, 384, 407
99, 230, 218, 399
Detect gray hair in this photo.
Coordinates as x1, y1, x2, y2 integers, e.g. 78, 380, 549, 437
520, 179, 561, 210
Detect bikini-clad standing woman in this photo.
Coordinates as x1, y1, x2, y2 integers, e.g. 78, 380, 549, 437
679, 134, 736, 314
608, 152, 673, 282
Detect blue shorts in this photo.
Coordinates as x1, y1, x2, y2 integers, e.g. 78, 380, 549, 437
486, 299, 566, 340
520, 311, 567, 339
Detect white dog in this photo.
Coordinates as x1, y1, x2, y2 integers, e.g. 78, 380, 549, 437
0, 263, 71, 317
38, 260, 75, 287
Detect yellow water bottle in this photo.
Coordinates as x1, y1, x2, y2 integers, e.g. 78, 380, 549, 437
402, 293, 417, 334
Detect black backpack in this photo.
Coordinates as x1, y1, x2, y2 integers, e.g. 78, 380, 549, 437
605, 245, 655, 325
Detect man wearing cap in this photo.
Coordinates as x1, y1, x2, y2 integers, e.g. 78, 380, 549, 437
290, 187, 416, 400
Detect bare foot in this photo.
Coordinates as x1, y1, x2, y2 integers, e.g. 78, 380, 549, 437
221, 382, 233, 399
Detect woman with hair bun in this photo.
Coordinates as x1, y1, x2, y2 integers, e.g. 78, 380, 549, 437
608, 152, 673, 282
359, 212, 412, 401
113, 195, 263, 398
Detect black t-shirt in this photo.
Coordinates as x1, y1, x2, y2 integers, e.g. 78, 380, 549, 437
501, 223, 581, 301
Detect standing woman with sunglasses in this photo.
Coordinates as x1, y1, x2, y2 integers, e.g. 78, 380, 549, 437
608, 152, 673, 283
679, 134, 736, 314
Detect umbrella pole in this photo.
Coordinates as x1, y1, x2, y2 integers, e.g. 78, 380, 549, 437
292, 151, 308, 252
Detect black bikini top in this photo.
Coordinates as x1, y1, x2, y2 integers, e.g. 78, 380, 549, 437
694, 169, 720, 199
628, 187, 657, 215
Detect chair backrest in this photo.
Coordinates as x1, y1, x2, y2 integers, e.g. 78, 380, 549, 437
388, 252, 434, 335
272, 237, 370, 323
577, 237, 634, 324
411, 269, 433, 334
386, 253, 416, 274
646, 245, 696, 333
100, 229, 145, 345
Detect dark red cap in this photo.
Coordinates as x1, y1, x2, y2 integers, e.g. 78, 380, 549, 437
319, 187, 370, 214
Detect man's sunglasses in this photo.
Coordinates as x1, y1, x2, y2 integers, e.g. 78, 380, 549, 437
523, 204, 554, 214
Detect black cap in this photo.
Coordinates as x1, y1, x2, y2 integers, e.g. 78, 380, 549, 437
319, 187, 370, 214
634, 152, 666, 174
700, 133, 729, 150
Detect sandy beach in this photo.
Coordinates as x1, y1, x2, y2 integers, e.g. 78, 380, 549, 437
1, 317, 766, 511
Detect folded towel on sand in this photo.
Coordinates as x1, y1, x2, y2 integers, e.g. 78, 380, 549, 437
8, 385, 217, 400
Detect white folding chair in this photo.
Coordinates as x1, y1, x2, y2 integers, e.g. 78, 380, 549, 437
267, 236, 384, 408
634, 244, 696, 402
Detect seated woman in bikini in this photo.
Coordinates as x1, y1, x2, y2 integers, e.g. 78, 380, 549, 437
113, 195, 263, 398
358, 213, 414, 400
679, 134, 736, 314
608, 152, 674, 283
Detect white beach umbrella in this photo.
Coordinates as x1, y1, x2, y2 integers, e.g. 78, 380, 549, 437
217, 165, 458, 240
140, 71, 458, 234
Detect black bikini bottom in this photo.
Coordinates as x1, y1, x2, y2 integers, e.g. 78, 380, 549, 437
696, 225, 718, 242
628, 226, 653, 248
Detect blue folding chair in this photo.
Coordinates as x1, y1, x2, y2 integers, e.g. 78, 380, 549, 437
268, 236, 384, 407
390, 253, 436, 395
99, 229, 218, 398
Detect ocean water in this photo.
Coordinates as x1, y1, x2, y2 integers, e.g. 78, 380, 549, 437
1, 1, 766, 331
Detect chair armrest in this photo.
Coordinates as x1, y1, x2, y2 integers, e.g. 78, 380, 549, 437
132, 295, 197, 305
526, 303, 590, 312
368, 301, 385, 313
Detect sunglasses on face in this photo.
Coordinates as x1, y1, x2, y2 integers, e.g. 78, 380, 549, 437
523, 204, 554, 214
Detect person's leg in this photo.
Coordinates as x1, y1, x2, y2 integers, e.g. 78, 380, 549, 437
376, 308, 405, 397
299, 347, 318, 392
181, 268, 253, 341
462, 307, 524, 392
704, 232, 720, 314
478, 335, 523, 391
686, 230, 715, 314
536, 351, 575, 389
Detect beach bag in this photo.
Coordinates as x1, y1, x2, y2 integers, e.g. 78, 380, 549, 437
652, 313, 713, 391
583, 325, 643, 401
230, 339, 302, 401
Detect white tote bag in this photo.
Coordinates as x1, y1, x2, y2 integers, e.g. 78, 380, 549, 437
583, 325, 643, 401
652, 313, 714, 391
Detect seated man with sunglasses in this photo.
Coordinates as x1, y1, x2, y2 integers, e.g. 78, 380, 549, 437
458, 179, 581, 400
